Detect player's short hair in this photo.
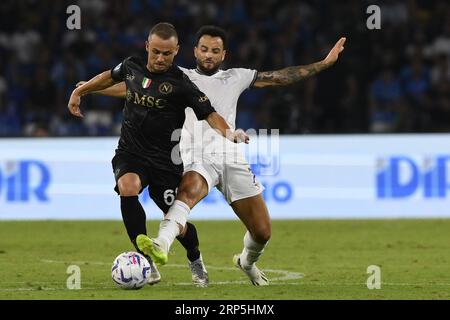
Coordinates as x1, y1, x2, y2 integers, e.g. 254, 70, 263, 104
195, 25, 227, 49
149, 22, 178, 40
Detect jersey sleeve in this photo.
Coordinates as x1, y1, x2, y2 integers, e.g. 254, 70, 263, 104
110, 57, 130, 82
181, 74, 216, 120
234, 68, 258, 91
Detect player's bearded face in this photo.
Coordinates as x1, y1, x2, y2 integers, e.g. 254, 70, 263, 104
194, 35, 226, 74
146, 35, 179, 73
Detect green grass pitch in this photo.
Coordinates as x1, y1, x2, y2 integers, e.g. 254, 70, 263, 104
0, 219, 449, 300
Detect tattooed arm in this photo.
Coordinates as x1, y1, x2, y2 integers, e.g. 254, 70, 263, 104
253, 37, 346, 88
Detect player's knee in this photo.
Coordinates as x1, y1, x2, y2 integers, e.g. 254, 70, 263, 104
176, 180, 205, 208
175, 173, 207, 208
176, 188, 197, 208
118, 179, 141, 196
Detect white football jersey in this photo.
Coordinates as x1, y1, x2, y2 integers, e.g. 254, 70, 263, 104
179, 67, 257, 159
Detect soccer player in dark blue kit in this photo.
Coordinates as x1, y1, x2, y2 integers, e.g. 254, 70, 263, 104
67, 23, 248, 287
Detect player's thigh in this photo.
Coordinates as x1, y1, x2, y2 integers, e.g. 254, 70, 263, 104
231, 193, 271, 242
219, 162, 264, 204
183, 160, 220, 193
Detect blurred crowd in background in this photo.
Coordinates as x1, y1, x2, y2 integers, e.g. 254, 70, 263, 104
0, 0, 449, 137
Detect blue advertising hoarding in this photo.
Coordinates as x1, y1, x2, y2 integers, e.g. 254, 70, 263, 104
1, 134, 449, 220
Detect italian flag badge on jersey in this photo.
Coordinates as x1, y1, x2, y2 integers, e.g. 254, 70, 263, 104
142, 77, 151, 88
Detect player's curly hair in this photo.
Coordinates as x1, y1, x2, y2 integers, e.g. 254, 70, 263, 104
195, 25, 227, 49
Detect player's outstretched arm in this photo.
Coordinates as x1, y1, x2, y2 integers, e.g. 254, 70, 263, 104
253, 37, 346, 88
67, 70, 116, 117
206, 112, 249, 144
75, 81, 127, 98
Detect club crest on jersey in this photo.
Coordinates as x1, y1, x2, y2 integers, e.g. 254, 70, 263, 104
199, 95, 209, 102
142, 77, 152, 88
159, 82, 173, 94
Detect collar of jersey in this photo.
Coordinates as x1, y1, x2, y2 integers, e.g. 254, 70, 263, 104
145, 64, 177, 76
195, 67, 221, 76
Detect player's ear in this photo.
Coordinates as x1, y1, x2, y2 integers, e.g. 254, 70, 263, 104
174, 44, 180, 55
193, 46, 198, 59
221, 49, 226, 62
145, 40, 149, 52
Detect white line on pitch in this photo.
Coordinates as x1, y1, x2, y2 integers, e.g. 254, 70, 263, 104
40, 259, 304, 283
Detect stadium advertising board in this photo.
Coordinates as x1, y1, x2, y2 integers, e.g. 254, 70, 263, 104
1, 135, 449, 219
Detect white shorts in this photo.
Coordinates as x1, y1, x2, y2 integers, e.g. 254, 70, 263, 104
183, 153, 264, 204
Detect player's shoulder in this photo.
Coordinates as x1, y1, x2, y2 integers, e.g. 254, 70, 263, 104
178, 67, 200, 82
167, 64, 186, 79
173, 66, 201, 91
178, 66, 192, 75
122, 55, 146, 69
172, 66, 193, 82
222, 67, 257, 78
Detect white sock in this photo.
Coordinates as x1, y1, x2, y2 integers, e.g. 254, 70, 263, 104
240, 231, 267, 269
156, 200, 190, 252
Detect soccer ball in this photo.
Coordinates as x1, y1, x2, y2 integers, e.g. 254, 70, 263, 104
111, 252, 151, 290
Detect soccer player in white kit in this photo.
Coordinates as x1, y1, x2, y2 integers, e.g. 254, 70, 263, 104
140, 26, 345, 286
88, 26, 346, 286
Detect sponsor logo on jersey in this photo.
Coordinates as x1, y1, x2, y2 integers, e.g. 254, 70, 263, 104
217, 74, 232, 85
142, 77, 151, 88
126, 73, 135, 81
132, 91, 166, 109
158, 82, 173, 94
